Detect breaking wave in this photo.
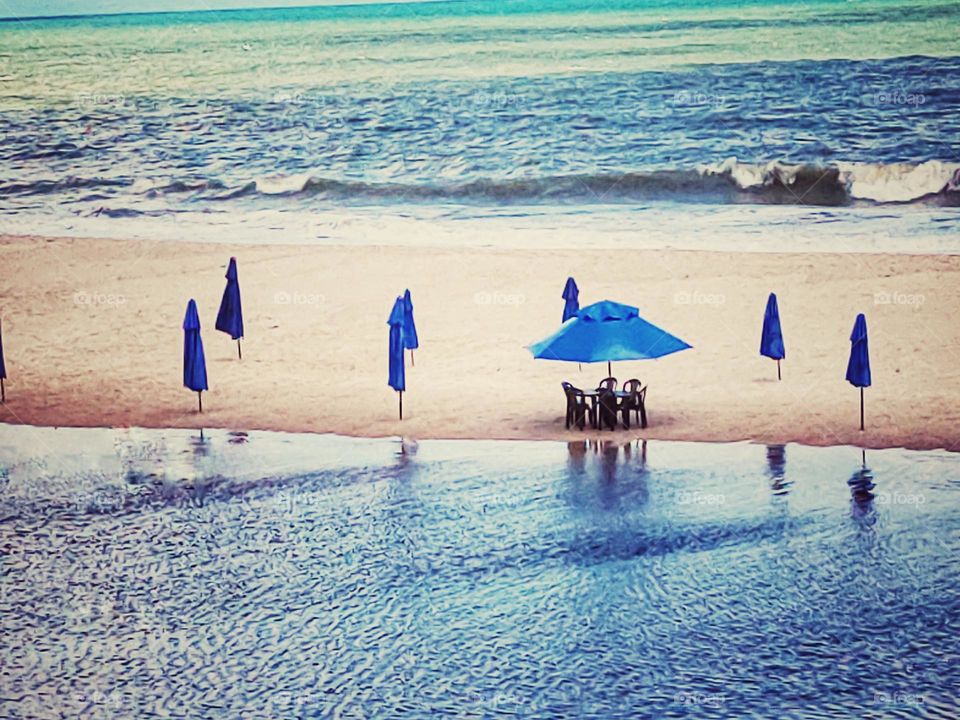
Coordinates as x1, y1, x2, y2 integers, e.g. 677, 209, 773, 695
2, 160, 959, 209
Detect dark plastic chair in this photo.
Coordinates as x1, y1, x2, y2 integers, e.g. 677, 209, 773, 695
618, 379, 638, 429
562, 382, 594, 430
619, 378, 648, 429
597, 386, 619, 431
597, 377, 617, 392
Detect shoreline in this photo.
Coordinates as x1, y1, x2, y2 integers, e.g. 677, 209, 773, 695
0, 230, 960, 260
1, 232, 959, 452
5, 206, 959, 256
1, 420, 958, 456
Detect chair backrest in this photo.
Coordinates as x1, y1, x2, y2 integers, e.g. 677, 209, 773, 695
622, 378, 641, 396
597, 377, 617, 391
562, 381, 583, 397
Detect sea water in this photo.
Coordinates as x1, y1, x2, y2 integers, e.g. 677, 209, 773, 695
0, 425, 957, 717
0, 0, 959, 251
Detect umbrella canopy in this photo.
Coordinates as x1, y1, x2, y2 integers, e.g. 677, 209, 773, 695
845, 313, 871, 387
759, 292, 785, 360
562, 277, 580, 323
183, 299, 208, 393
529, 300, 691, 362
215, 257, 244, 341
388, 297, 405, 393
402, 289, 419, 350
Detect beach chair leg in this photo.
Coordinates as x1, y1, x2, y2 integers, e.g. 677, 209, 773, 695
640, 404, 647, 429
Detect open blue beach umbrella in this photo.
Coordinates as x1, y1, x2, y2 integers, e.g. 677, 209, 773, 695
562, 277, 580, 323
0, 316, 6, 403
529, 300, 692, 376
845, 313, 871, 431
183, 299, 208, 412
759, 292, 785, 379
402, 289, 419, 366
388, 296, 406, 419
215, 256, 244, 358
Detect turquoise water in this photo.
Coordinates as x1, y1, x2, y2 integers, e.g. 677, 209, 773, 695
0, 0, 958, 249
0, 426, 957, 717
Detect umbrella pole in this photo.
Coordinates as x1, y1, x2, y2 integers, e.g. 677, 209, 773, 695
237, 339, 242, 360
607, 361, 611, 376
198, 391, 203, 414
859, 387, 864, 431
410, 350, 414, 367
399, 391, 403, 420
777, 359, 781, 381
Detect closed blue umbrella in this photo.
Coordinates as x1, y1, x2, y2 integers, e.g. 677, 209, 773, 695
402, 288, 418, 366
0, 316, 6, 403
760, 292, 785, 379
562, 277, 579, 323
215, 256, 244, 359
845, 313, 871, 431
529, 300, 691, 376
183, 299, 208, 413
388, 296, 406, 419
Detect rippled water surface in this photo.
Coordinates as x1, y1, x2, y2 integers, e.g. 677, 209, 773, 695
0, 426, 958, 717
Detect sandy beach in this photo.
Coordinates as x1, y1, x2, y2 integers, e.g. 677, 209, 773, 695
0, 233, 956, 451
